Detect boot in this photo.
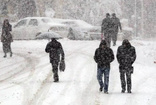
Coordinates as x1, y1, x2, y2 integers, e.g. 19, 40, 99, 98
121, 89, 125, 93
3, 53, 7, 58
99, 87, 103, 92
10, 52, 13, 57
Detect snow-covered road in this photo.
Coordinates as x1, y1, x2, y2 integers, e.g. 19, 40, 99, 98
0, 39, 156, 105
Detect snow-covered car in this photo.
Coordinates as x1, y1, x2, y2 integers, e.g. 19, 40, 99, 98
67, 27, 91, 40
12, 17, 65, 40
88, 26, 101, 40
48, 25, 69, 38
49, 19, 94, 40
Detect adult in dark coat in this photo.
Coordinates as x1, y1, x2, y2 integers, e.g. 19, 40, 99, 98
1, 19, 13, 58
94, 40, 114, 93
45, 38, 65, 82
101, 13, 113, 47
111, 13, 122, 46
116, 39, 136, 93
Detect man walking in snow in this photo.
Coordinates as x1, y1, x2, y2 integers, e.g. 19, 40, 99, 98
45, 38, 65, 82
101, 13, 114, 47
94, 40, 114, 93
116, 39, 136, 93
111, 13, 122, 46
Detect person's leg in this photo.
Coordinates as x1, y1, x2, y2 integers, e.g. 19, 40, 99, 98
126, 71, 132, 93
104, 32, 111, 47
8, 43, 12, 57
51, 61, 59, 82
112, 32, 117, 46
104, 68, 110, 93
97, 68, 104, 91
114, 32, 118, 45
120, 71, 126, 93
3, 43, 7, 58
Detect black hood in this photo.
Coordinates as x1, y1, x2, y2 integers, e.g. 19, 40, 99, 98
99, 40, 107, 48
122, 39, 131, 48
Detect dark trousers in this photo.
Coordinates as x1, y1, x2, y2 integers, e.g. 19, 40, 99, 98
104, 31, 114, 47
104, 32, 111, 47
111, 31, 118, 45
51, 60, 59, 81
3, 42, 12, 54
97, 67, 110, 92
120, 71, 132, 91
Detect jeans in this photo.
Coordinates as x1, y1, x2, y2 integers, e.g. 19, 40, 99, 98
120, 70, 132, 91
97, 67, 110, 92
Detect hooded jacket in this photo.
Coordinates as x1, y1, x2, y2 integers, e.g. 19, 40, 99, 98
116, 39, 136, 71
94, 40, 114, 68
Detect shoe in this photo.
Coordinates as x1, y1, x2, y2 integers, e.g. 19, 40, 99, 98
54, 78, 59, 82
104, 91, 108, 94
128, 90, 132, 93
10, 52, 13, 57
121, 90, 125, 93
99, 87, 103, 92
54, 80, 59, 82
3, 55, 6, 58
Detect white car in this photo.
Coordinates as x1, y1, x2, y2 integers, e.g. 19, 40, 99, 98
49, 19, 95, 40
48, 25, 69, 38
12, 17, 65, 40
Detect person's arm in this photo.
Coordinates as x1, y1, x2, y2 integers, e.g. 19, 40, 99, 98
101, 19, 105, 33
116, 47, 122, 64
59, 44, 65, 61
109, 48, 114, 63
130, 47, 136, 65
94, 49, 100, 63
45, 43, 51, 53
118, 19, 122, 31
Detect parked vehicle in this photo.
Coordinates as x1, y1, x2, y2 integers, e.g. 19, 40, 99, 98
48, 26, 69, 38
49, 19, 96, 40
12, 17, 65, 40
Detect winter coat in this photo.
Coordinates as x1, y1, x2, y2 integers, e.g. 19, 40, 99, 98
101, 17, 114, 34
45, 39, 65, 63
94, 41, 114, 68
116, 39, 136, 72
1, 24, 13, 43
111, 17, 122, 33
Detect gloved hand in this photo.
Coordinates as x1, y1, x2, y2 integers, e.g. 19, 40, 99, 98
130, 66, 134, 74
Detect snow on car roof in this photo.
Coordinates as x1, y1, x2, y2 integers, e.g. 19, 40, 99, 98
18, 17, 66, 26
51, 18, 93, 28
24, 17, 52, 20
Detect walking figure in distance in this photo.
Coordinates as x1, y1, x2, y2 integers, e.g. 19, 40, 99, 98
117, 39, 136, 93
101, 13, 114, 47
45, 38, 65, 82
1, 19, 13, 58
111, 13, 122, 46
94, 40, 114, 94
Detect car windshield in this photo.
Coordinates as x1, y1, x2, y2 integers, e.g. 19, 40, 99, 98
42, 19, 51, 23
28, 19, 38, 26
49, 27, 68, 31
14, 19, 27, 28
61, 21, 78, 27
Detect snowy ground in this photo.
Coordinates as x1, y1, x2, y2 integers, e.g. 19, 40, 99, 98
0, 39, 156, 105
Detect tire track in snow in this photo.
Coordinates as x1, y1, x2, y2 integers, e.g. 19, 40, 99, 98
27, 42, 97, 105
27, 49, 83, 105
0, 52, 39, 83
77, 52, 101, 105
